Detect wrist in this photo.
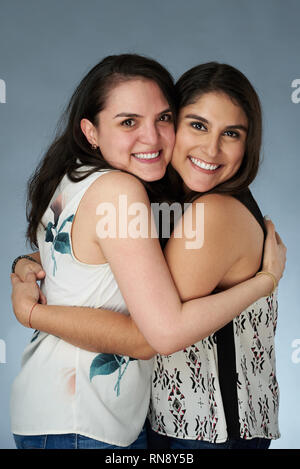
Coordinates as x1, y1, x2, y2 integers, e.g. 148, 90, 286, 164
255, 271, 277, 297
28, 302, 38, 328
23, 301, 39, 328
11, 254, 40, 274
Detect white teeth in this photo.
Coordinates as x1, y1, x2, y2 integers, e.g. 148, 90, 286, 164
133, 152, 160, 160
189, 157, 219, 171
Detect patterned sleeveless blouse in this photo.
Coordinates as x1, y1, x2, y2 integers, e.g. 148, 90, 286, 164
149, 190, 280, 443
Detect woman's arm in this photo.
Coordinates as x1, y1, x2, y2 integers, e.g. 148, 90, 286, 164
87, 172, 285, 354
11, 273, 155, 359
13, 251, 47, 305
14, 251, 43, 277
12, 254, 156, 359
11, 172, 286, 356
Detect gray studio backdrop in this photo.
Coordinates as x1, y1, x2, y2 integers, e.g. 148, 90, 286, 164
0, 0, 299, 449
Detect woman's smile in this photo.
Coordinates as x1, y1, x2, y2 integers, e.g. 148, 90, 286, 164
187, 155, 221, 172
131, 150, 162, 163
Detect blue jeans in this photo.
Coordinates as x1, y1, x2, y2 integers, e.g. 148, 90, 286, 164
13, 426, 147, 449
147, 426, 271, 450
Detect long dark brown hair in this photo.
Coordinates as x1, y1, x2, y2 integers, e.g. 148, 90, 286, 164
26, 54, 179, 247
175, 62, 262, 203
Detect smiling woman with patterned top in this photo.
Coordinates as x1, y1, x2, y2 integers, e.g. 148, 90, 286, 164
148, 63, 282, 449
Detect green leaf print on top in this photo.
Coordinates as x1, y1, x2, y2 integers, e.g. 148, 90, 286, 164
53, 231, 73, 254
44, 193, 75, 275
30, 330, 40, 343
45, 215, 74, 275
90, 354, 137, 397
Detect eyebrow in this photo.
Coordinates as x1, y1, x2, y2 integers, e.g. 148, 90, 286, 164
184, 113, 248, 132
114, 108, 172, 119
114, 112, 141, 118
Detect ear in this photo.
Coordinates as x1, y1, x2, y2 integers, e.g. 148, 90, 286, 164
80, 118, 98, 147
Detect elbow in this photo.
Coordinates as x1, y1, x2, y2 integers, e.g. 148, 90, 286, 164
153, 341, 173, 356
136, 344, 157, 360
156, 344, 180, 356
139, 349, 157, 360
149, 328, 182, 356
148, 327, 208, 356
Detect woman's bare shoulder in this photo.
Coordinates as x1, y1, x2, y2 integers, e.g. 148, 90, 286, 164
92, 170, 145, 190
189, 192, 258, 226
83, 170, 147, 204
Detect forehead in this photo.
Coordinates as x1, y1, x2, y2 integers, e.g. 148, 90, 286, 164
104, 78, 169, 113
180, 91, 248, 125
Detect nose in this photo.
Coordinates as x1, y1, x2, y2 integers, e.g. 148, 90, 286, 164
139, 122, 159, 146
202, 133, 220, 159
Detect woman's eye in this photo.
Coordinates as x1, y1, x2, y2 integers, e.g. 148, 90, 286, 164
224, 130, 239, 138
121, 119, 136, 127
191, 122, 206, 131
159, 113, 172, 122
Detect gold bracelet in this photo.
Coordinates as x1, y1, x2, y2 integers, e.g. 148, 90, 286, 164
255, 271, 277, 296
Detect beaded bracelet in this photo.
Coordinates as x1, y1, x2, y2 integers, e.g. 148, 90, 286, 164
255, 271, 277, 296
11, 254, 40, 274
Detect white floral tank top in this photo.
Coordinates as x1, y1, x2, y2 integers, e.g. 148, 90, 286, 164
10, 168, 153, 446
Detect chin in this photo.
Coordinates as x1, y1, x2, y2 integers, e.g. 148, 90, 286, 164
185, 179, 214, 193
141, 169, 166, 182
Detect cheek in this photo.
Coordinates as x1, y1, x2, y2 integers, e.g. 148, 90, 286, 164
97, 128, 114, 158
170, 146, 187, 177
172, 129, 184, 154
118, 135, 136, 154
172, 131, 191, 163
170, 144, 180, 168
228, 143, 245, 169
100, 133, 135, 163
162, 127, 176, 151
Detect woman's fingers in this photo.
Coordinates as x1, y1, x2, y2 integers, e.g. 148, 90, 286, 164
35, 269, 46, 280
264, 216, 287, 253
39, 289, 47, 305
265, 218, 287, 251
11, 271, 47, 305
10, 273, 21, 285
25, 272, 39, 283
264, 217, 275, 236
275, 231, 286, 250
262, 216, 287, 283
15, 259, 45, 282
